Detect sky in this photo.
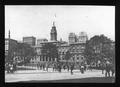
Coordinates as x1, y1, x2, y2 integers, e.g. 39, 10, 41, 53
5, 5, 115, 42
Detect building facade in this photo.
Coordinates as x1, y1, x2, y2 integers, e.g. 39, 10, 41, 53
5, 38, 18, 63
31, 22, 58, 63
25, 22, 88, 66
37, 38, 48, 45
5, 38, 18, 56
58, 43, 69, 61
69, 43, 86, 64
69, 32, 88, 44
68, 33, 77, 44
67, 32, 88, 65
78, 32, 88, 43
5, 30, 18, 62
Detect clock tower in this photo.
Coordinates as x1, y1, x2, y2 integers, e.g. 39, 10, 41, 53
50, 22, 57, 41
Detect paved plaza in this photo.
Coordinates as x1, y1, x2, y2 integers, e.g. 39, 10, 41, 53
5, 68, 115, 82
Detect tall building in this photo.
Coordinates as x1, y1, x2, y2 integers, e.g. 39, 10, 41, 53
5, 30, 18, 62
23, 36, 36, 46
69, 33, 77, 44
50, 22, 57, 41
67, 32, 88, 65
78, 32, 88, 43
5, 39, 18, 56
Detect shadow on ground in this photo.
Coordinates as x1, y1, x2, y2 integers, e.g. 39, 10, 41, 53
17, 77, 115, 83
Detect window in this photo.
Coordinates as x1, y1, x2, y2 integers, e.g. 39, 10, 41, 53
81, 57, 83, 60
5, 45, 9, 50
5, 40, 9, 45
59, 52, 61, 54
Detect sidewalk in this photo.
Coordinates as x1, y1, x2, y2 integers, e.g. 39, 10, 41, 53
5, 68, 103, 74
17, 65, 38, 70
5, 69, 109, 82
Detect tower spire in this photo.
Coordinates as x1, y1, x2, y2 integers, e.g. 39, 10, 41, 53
53, 21, 55, 26
53, 13, 56, 26
50, 13, 57, 41
8, 30, 10, 39
54, 13, 56, 20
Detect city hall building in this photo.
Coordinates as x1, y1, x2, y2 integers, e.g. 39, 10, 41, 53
31, 22, 88, 65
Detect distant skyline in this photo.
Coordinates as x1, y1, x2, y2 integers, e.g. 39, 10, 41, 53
5, 5, 115, 42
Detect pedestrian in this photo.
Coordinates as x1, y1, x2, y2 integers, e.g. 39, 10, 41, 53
41, 64, 43, 70
80, 65, 84, 74
84, 64, 86, 71
111, 63, 115, 77
52, 63, 55, 71
6, 62, 10, 73
13, 62, 17, 72
46, 63, 49, 72
43, 64, 45, 71
89, 64, 92, 71
105, 61, 111, 77
70, 63, 74, 75
63, 64, 66, 70
5, 62, 9, 71
39, 63, 41, 70
67, 64, 69, 72
58, 64, 61, 73
37, 63, 39, 70
101, 63, 105, 74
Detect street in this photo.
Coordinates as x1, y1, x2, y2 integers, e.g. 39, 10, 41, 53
5, 68, 115, 82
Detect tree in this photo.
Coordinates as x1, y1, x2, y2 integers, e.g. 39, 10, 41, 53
64, 51, 71, 62
102, 42, 115, 62
83, 41, 95, 64
16, 43, 36, 64
41, 43, 58, 61
64, 45, 73, 64
84, 34, 114, 64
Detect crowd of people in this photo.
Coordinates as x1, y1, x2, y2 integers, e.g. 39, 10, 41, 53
36, 62, 75, 74
5, 62, 17, 73
5, 60, 115, 77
